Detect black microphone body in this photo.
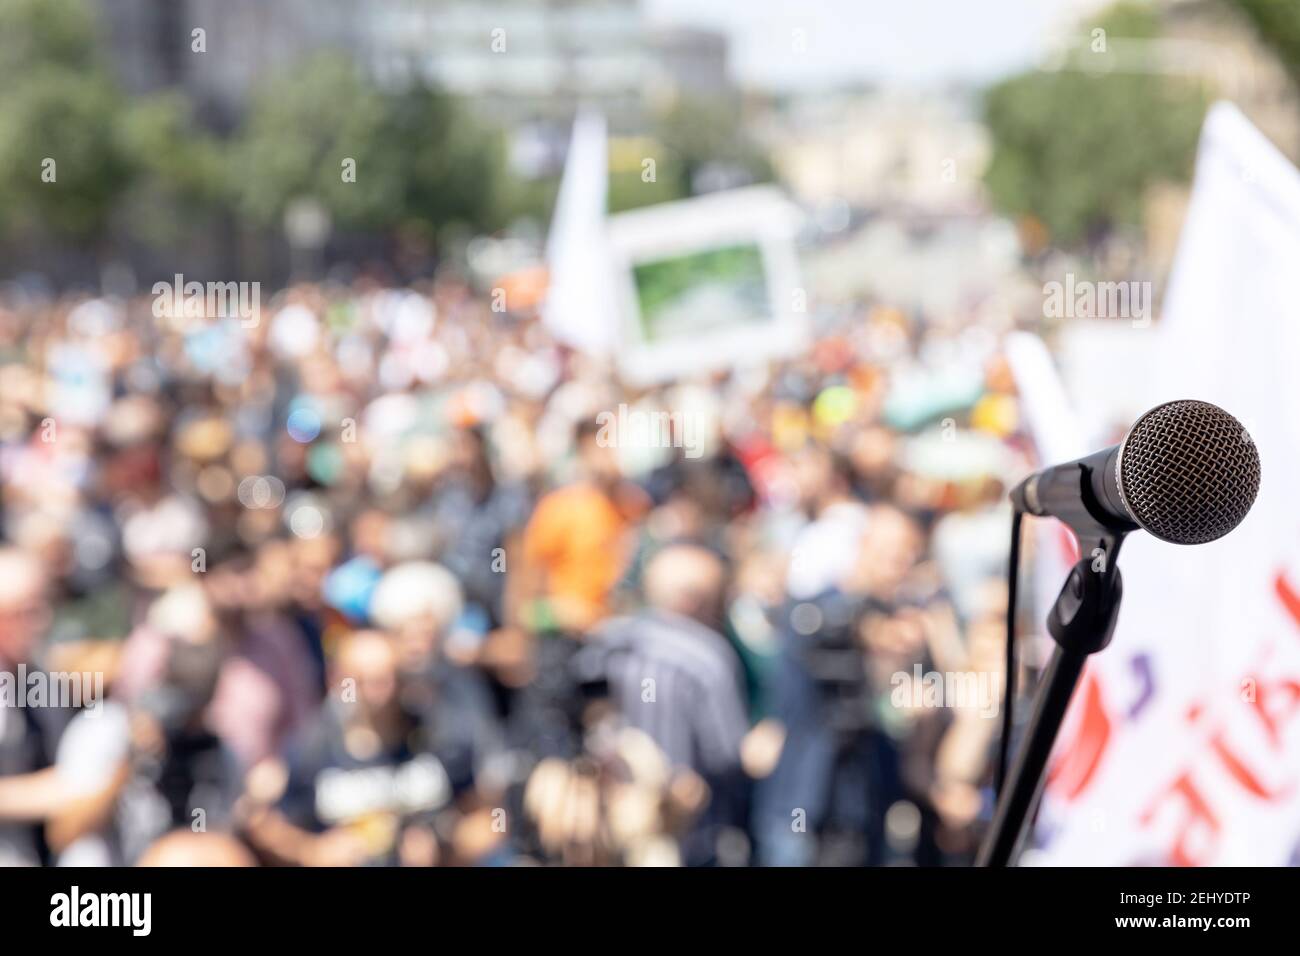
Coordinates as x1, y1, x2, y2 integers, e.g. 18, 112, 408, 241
1009, 444, 1136, 536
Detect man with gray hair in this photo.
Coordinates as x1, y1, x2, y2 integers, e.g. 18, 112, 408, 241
576, 542, 750, 863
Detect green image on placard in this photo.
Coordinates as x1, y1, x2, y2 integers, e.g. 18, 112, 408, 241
631, 243, 768, 342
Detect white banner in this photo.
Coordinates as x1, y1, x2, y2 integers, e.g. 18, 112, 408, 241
1034, 102, 1300, 866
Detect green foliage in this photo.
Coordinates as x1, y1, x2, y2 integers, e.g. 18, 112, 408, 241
231, 55, 507, 237
381, 82, 509, 236
0, 0, 230, 247
112, 94, 228, 245
497, 175, 561, 225
0, 7, 511, 254
652, 97, 772, 199
0, 0, 129, 241
982, 2, 1207, 246
606, 97, 771, 214
608, 160, 685, 213
1227, 0, 1300, 89
0, 2, 766, 259
117, 94, 229, 207
0, 0, 98, 74
231, 55, 401, 229
0, 66, 129, 239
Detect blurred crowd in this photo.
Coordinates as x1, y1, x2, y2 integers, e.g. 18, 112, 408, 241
0, 273, 1031, 866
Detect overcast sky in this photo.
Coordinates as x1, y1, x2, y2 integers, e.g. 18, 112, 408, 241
643, 0, 1112, 90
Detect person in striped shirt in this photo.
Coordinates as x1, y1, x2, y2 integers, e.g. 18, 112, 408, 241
576, 543, 751, 863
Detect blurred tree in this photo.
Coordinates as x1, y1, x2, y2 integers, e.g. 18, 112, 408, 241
231, 55, 402, 230
0, 0, 131, 244
653, 97, 773, 196
233, 55, 507, 239
607, 97, 772, 213
608, 135, 685, 213
113, 92, 228, 248
381, 82, 509, 238
982, 2, 1207, 248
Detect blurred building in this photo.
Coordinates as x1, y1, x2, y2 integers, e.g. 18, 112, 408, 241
1151, 0, 1300, 272
649, 27, 730, 99
96, 0, 731, 135
1159, 0, 1300, 161
758, 91, 990, 213
97, 0, 354, 130
363, 2, 730, 121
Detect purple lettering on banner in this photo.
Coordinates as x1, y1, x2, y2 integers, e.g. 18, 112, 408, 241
1128, 654, 1155, 719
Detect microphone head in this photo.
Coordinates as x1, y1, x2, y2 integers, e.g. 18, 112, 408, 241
1116, 400, 1261, 545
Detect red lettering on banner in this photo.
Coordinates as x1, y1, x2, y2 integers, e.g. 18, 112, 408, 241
1048, 670, 1112, 800
1248, 674, 1300, 749
1139, 772, 1219, 867
1208, 730, 1293, 800
1273, 570, 1300, 636
1135, 568, 1300, 863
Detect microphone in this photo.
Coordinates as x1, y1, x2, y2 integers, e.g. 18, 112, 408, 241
981, 398, 1262, 867
1009, 399, 1261, 545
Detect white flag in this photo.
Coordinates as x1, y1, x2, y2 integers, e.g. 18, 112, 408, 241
543, 110, 617, 356
1035, 103, 1300, 866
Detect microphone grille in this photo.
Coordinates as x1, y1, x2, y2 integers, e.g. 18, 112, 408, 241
1117, 400, 1261, 545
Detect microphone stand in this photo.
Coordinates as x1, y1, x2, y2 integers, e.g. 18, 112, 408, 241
977, 467, 1130, 867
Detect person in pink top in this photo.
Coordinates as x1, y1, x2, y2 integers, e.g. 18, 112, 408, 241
115, 556, 319, 770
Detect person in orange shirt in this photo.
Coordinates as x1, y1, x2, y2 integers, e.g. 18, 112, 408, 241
514, 419, 647, 637
503, 419, 647, 757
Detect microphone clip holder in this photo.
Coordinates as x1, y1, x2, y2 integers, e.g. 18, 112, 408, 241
1048, 536, 1125, 658
1042, 458, 1132, 655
